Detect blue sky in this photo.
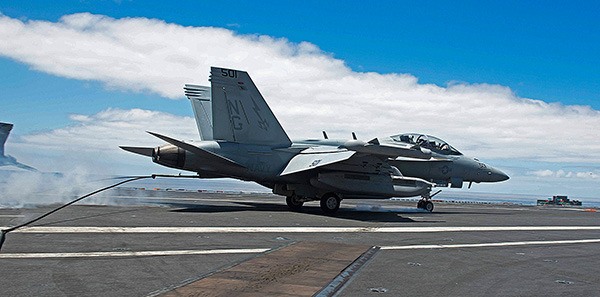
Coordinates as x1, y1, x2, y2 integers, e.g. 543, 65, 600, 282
2, 0, 600, 133
1, 1, 600, 198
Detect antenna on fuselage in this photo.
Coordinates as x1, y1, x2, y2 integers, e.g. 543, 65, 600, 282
322, 131, 329, 139
352, 132, 357, 140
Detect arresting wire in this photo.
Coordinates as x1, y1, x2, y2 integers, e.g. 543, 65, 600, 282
0, 174, 200, 251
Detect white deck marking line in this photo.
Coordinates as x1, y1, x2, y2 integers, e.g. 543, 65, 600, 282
0, 248, 270, 259
6, 226, 600, 233
381, 238, 600, 250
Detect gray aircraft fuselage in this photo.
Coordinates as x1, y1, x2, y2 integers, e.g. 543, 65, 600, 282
295, 135, 508, 189
150, 139, 431, 199
150, 135, 507, 197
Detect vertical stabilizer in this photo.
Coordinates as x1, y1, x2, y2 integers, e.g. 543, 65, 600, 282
210, 67, 291, 147
184, 85, 213, 140
0, 122, 36, 171
0, 122, 13, 157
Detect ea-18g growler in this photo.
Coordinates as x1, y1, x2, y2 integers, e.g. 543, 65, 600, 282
121, 67, 508, 214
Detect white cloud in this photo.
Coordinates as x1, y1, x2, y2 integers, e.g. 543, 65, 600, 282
529, 169, 600, 179
11, 108, 196, 173
19, 108, 196, 152
1, 13, 600, 165
530, 169, 554, 177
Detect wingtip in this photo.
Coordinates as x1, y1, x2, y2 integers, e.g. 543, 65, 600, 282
147, 131, 169, 140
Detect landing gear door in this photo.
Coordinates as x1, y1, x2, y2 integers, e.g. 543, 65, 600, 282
450, 177, 463, 188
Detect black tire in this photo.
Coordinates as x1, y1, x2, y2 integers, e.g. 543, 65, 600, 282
286, 195, 304, 211
424, 201, 434, 212
417, 200, 425, 209
320, 193, 341, 214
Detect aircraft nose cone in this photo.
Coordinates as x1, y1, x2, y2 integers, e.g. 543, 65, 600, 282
488, 167, 509, 182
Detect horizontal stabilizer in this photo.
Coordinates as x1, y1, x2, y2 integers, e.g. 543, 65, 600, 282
280, 149, 355, 176
119, 146, 154, 157
14, 162, 38, 171
146, 131, 246, 169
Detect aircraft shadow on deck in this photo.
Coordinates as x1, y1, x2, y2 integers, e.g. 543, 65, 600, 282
164, 201, 445, 223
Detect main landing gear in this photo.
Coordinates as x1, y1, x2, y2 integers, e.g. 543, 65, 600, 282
320, 193, 341, 215
285, 193, 342, 215
285, 195, 304, 211
417, 190, 442, 212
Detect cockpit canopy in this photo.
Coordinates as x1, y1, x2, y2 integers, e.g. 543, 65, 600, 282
390, 133, 462, 156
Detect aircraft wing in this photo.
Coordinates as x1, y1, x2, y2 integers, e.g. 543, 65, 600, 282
279, 148, 355, 176
14, 161, 38, 171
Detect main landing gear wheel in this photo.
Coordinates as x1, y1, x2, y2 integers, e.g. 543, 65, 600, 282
286, 195, 304, 211
424, 201, 434, 212
417, 199, 434, 212
320, 193, 341, 215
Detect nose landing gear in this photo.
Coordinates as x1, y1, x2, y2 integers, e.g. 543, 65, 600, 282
417, 190, 441, 212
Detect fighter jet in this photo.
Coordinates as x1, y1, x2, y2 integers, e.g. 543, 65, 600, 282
0, 122, 37, 171
121, 67, 508, 214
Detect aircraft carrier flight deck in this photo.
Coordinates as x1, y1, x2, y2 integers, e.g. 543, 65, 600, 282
1, 190, 599, 296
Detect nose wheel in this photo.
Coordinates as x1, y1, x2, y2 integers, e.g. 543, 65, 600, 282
417, 190, 441, 212
417, 199, 434, 212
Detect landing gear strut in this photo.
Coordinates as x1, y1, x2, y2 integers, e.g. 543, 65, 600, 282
417, 190, 441, 212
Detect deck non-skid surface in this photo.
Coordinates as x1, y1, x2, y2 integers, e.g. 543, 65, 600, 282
2, 191, 600, 296
161, 242, 371, 297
